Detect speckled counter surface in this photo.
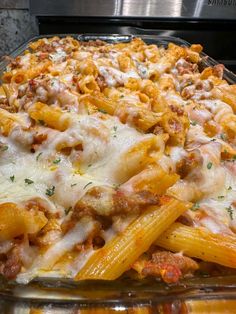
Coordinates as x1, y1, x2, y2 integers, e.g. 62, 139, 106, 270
0, 4, 38, 57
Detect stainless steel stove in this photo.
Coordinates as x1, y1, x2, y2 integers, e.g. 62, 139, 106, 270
30, 0, 236, 72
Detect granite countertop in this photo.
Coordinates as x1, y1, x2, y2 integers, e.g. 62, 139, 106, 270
0, 0, 38, 58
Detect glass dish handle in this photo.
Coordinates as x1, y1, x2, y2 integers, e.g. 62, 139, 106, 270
77, 34, 134, 43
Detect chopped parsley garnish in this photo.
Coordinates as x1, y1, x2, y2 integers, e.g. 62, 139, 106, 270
83, 182, 92, 189
24, 178, 34, 185
190, 202, 200, 211
113, 183, 121, 190
226, 206, 233, 220
71, 183, 77, 187
36, 152, 43, 161
88, 164, 92, 167
65, 206, 72, 215
120, 94, 124, 98
220, 133, 227, 141
46, 185, 55, 196
113, 125, 118, 137
38, 119, 45, 126
218, 195, 225, 199
190, 121, 197, 126
141, 68, 147, 75
53, 158, 61, 164
98, 109, 107, 114
233, 155, 236, 160
228, 186, 232, 191
1, 145, 8, 151
10, 175, 15, 182
207, 162, 213, 170
210, 138, 216, 142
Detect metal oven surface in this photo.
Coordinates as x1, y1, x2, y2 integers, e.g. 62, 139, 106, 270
30, 0, 236, 20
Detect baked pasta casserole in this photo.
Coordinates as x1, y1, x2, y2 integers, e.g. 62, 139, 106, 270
0, 36, 236, 284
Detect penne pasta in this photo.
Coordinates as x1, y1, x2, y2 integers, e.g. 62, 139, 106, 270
0, 108, 24, 135
81, 92, 163, 132
76, 198, 191, 280
0, 202, 47, 241
1, 35, 236, 287
156, 223, 236, 268
122, 164, 179, 195
28, 102, 71, 131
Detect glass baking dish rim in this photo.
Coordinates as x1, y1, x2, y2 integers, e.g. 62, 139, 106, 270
0, 33, 236, 305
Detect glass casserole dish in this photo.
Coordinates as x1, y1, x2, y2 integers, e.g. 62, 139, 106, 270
0, 34, 236, 313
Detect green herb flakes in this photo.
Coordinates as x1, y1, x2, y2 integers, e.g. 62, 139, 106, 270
1, 145, 8, 152
10, 175, 15, 182
220, 133, 227, 141
113, 183, 121, 190
65, 206, 72, 215
46, 185, 55, 196
207, 162, 213, 170
191, 202, 200, 211
226, 206, 233, 220
98, 109, 107, 114
53, 158, 61, 164
36, 152, 43, 161
83, 182, 92, 190
24, 178, 34, 185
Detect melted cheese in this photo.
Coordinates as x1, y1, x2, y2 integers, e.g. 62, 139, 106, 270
17, 217, 95, 283
1, 36, 236, 284
97, 66, 140, 86
0, 113, 154, 213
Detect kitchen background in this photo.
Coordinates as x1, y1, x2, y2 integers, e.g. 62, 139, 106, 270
0, 0, 38, 57
0, 0, 236, 72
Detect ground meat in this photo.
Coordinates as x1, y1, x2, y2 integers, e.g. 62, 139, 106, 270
40, 43, 55, 53
0, 246, 22, 280
73, 186, 115, 218
152, 125, 164, 135
96, 75, 107, 90
168, 117, 183, 133
212, 64, 224, 79
113, 189, 159, 213
169, 104, 184, 116
80, 40, 106, 47
73, 186, 160, 219
181, 85, 195, 99
38, 52, 49, 61
29, 79, 38, 92
176, 151, 202, 178
3, 56, 21, 70
141, 251, 198, 283
31, 132, 48, 152
0, 98, 17, 113
176, 59, 198, 75
33, 133, 48, 144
